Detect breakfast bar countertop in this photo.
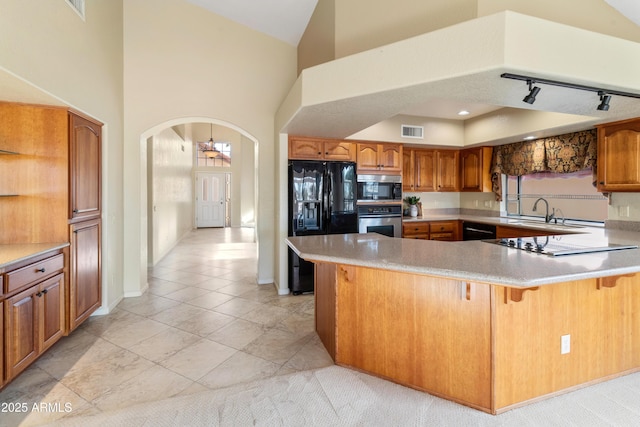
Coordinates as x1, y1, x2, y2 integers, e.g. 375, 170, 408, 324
286, 226, 640, 288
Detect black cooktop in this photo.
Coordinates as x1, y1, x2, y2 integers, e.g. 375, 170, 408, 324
484, 236, 638, 256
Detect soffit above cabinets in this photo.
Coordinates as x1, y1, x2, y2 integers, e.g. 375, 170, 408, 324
277, 11, 640, 143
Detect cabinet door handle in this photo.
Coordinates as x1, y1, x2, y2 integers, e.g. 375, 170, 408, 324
36, 267, 46, 273
36, 292, 43, 297
42, 289, 48, 294
73, 209, 79, 214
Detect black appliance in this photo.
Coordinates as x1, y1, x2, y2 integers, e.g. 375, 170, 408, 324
462, 221, 496, 240
288, 161, 358, 294
356, 174, 402, 202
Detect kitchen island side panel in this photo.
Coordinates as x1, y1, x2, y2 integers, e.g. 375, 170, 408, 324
493, 274, 640, 412
334, 264, 492, 412
315, 262, 337, 360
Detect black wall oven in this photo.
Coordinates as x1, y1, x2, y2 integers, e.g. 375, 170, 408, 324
356, 175, 402, 203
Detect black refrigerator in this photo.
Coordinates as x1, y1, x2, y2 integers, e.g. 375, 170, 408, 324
288, 161, 358, 294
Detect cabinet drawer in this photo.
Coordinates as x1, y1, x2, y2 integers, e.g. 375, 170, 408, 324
430, 233, 454, 241
403, 223, 429, 234
429, 222, 456, 233
5, 254, 64, 294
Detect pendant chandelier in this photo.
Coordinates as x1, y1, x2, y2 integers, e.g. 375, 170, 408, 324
201, 124, 220, 158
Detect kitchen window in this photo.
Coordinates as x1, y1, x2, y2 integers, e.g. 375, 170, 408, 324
505, 169, 607, 223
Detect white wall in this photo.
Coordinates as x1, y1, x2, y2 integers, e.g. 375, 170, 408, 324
148, 127, 194, 265
123, 0, 297, 295
0, 0, 124, 312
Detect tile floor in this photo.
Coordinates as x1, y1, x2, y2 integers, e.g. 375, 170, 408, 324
0, 227, 332, 427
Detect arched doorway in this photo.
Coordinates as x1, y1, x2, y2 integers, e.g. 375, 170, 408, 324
139, 117, 259, 286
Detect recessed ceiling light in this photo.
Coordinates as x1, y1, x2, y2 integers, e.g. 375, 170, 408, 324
458, 110, 470, 116
523, 136, 536, 140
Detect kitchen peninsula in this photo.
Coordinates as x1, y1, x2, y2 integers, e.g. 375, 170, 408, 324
286, 226, 640, 414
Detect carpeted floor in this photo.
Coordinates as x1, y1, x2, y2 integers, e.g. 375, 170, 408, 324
52, 365, 640, 426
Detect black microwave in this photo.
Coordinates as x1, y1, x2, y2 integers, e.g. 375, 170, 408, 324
356, 175, 402, 202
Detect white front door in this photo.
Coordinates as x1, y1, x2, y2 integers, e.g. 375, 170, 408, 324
196, 172, 226, 228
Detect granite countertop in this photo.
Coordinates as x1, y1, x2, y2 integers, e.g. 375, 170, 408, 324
0, 242, 69, 270
286, 225, 640, 287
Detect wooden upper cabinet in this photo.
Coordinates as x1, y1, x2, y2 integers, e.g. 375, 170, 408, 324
460, 147, 493, 192
437, 150, 459, 192
69, 112, 102, 222
402, 150, 414, 191
403, 148, 455, 192
288, 136, 356, 161
323, 140, 357, 161
414, 150, 437, 192
597, 118, 640, 192
356, 143, 402, 173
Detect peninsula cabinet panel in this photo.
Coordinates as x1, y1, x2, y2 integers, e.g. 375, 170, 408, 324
493, 274, 640, 411
335, 265, 492, 410
69, 111, 102, 222
68, 218, 102, 332
314, 263, 337, 361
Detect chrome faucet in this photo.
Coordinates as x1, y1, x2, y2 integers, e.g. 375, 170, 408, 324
532, 197, 553, 223
553, 208, 566, 225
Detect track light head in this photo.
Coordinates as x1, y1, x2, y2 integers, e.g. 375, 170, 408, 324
597, 92, 611, 111
523, 81, 540, 104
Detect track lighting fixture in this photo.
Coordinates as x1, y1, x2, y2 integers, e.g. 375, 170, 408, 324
523, 80, 540, 104
501, 73, 640, 112
597, 92, 611, 111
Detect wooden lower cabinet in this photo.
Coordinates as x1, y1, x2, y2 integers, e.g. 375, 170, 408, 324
68, 218, 101, 332
0, 301, 4, 388
4, 273, 65, 382
403, 220, 460, 241
402, 222, 429, 239
315, 262, 640, 414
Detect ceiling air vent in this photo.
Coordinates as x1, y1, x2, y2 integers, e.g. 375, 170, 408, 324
65, 0, 86, 20
401, 125, 424, 139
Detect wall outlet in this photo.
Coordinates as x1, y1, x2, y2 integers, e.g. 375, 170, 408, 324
618, 206, 630, 217
561, 334, 571, 354
484, 200, 492, 208
474, 200, 479, 208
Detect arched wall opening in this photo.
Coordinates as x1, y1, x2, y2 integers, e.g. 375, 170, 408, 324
137, 116, 261, 294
